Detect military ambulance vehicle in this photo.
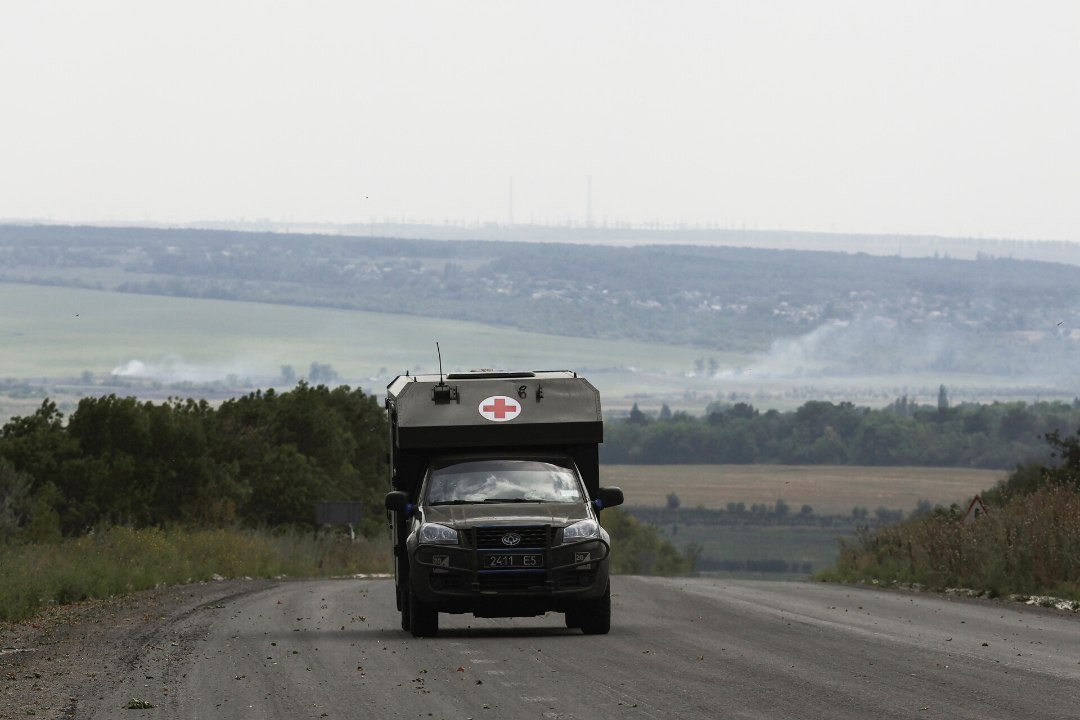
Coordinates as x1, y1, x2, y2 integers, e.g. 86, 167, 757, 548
384, 370, 623, 637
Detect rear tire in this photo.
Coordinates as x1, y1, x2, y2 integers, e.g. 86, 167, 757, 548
409, 589, 439, 638
580, 584, 611, 635
564, 607, 583, 629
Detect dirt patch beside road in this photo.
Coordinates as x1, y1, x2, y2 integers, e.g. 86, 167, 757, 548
0, 580, 267, 719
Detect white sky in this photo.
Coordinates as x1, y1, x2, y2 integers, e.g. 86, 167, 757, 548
1, 1, 1078, 241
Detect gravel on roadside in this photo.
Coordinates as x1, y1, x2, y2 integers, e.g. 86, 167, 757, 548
0, 579, 268, 720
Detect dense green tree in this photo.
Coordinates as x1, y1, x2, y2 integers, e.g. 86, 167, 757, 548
0, 400, 77, 496
0, 458, 32, 542
1043, 428, 1080, 487
601, 508, 692, 575
0, 384, 388, 537
603, 400, 1080, 468
627, 403, 648, 424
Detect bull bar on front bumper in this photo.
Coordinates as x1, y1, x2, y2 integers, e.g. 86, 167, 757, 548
410, 529, 611, 598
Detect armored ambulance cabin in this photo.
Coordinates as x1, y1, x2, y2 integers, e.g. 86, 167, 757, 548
384, 370, 623, 637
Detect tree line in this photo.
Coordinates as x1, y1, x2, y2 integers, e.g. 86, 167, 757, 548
0, 384, 388, 543
4, 385, 1079, 546
602, 397, 1080, 469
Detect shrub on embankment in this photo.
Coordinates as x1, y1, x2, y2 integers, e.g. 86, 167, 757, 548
602, 508, 695, 576
0, 526, 390, 622
820, 483, 1080, 600
820, 428, 1080, 600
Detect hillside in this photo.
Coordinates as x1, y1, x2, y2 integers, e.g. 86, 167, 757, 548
2, 223, 1079, 413
3, 223, 1079, 352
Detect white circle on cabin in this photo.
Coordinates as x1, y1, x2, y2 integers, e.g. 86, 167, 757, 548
478, 395, 522, 422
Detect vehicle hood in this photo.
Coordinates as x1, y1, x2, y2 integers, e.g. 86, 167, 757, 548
421, 502, 590, 529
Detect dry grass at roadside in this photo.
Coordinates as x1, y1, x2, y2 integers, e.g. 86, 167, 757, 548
0, 527, 391, 622
821, 483, 1080, 601
601, 464, 1004, 516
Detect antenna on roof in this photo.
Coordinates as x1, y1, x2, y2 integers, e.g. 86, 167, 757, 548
432, 342, 458, 404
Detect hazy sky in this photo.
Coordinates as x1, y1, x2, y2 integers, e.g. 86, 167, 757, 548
2, 1, 1078, 241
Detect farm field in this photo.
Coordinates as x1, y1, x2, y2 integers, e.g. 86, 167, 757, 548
605, 464, 1006, 577
1, 281, 1067, 423
0, 281, 751, 425
657, 523, 845, 577
601, 464, 1004, 516
0, 282, 725, 381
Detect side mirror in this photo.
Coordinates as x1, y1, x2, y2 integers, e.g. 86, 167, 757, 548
385, 491, 411, 513
593, 487, 624, 511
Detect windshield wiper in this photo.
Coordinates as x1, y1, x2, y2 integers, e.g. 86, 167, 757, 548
482, 498, 547, 503
429, 500, 482, 506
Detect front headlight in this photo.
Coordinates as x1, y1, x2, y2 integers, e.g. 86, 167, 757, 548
563, 519, 600, 542
418, 523, 459, 545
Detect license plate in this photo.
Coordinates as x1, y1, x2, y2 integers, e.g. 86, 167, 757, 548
483, 554, 543, 569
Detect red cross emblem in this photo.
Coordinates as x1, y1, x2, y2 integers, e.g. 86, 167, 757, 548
478, 395, 522, 422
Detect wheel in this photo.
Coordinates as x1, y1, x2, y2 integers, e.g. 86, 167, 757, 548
408, 589, 439, 638
580, 584, 611, 635
395, 559, 411, 631
564, 607, 583, 629
399, 586, 411, 631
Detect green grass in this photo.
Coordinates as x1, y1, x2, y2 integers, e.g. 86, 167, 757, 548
0, 513, 690, 621
0, 526, 391, 621
655, 521, 853, 576
662, 522, 848, 564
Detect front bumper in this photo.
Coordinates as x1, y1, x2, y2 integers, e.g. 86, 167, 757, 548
408, 533, 611, 611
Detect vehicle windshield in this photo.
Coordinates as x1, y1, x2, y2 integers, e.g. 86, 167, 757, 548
425, 459, 585, 504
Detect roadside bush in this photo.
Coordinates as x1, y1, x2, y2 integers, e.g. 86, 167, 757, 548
601, 508, 693, 576
821, 483, 1080, 600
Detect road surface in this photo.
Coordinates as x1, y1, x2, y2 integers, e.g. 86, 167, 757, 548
82, 576, 1080, 719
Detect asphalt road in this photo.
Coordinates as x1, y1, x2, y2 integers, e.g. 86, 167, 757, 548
85, 576, 1080, 719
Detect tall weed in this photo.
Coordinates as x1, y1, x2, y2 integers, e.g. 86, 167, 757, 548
0, 526, 390, 621
821, 483, 1080, 600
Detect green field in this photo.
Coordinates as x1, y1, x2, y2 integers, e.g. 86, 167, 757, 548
0, 282, 749, 422
2, 281, 1070, 423
657, 523, 844, 576
0, 282, 728, 378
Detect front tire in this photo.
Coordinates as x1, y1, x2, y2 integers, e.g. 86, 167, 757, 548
409, 589, 439, 638
399, 586, 411, 631
580, 584, 611, 635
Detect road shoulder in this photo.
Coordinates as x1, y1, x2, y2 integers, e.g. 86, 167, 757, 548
1, 579, 270, 719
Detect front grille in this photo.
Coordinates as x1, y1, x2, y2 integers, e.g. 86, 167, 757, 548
478, 573, 549, 592
473, 525, 552, 549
